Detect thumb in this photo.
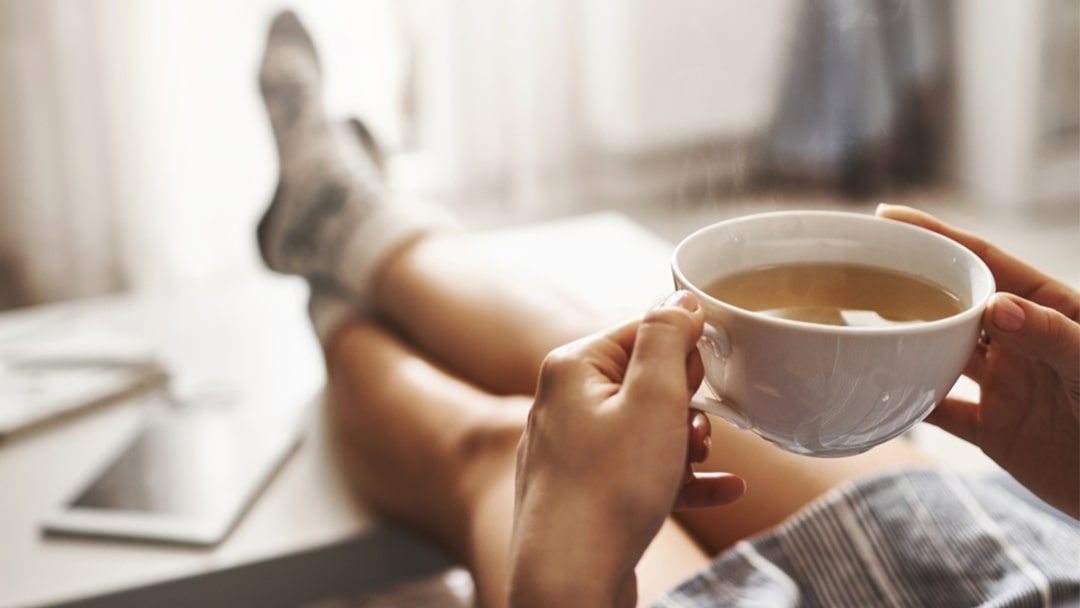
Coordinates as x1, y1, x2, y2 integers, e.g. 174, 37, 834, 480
622, 291, 704, 408
984, 292, 1080, 384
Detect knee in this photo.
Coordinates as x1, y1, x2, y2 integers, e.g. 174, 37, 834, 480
456, 397, 529, 464
451, 397, 530, 499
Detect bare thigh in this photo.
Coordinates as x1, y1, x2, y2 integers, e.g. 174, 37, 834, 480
373, 234, 607, 396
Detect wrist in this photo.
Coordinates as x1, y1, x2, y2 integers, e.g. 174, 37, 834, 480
509, 483, 637, 607
509, 547, 636, 608
508, 565, 624, 608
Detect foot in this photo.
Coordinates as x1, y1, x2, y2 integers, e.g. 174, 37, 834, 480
260, 12, 390, 171
257, 11, 454, 306
256, 116, 388, 289
257, 10, 386, 284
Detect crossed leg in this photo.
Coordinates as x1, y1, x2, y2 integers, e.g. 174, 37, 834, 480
321, 236, 936, 607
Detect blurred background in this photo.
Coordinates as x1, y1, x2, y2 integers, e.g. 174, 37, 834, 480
0, 0, 1076, 310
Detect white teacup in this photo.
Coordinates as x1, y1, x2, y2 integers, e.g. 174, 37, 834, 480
672, 211, 995, 457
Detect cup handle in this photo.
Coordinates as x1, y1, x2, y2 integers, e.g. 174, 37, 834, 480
690, 393, 752, 430
691, 322, 751, 430
698, 322, 731, 358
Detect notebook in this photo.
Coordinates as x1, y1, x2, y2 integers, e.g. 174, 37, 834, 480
0, 319, 168, 439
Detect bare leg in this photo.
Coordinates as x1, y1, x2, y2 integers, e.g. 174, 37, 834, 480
368, 234, 609, 396
326, 321, 711, 607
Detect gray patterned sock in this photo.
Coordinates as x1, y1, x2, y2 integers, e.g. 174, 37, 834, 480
256, 11, 454, 310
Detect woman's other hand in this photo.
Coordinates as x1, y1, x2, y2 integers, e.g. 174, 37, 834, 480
878, 204, 1079, 519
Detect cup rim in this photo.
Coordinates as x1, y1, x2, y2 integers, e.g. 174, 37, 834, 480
671, 210, 996, 335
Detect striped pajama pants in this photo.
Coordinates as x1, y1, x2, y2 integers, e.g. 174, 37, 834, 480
653, 469, 1080, 607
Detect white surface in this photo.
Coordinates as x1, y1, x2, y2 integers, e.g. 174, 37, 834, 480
0, 212, 676, 608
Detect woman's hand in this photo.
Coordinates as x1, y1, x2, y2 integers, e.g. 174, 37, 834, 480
509, 291, 745, 607
878, 204, 1079, 518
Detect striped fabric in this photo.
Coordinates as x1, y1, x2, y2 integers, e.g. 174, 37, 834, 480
653, 469, 1080, 607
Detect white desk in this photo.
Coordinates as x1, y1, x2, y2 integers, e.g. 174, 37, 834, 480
0, 212, 676, 608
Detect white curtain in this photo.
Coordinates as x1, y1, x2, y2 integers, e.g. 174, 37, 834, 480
0, 0, 409, 307
397, 0, 584, 214
0, 0, 124, 305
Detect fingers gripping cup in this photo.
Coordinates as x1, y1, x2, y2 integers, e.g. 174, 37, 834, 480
672, 211, 995, 457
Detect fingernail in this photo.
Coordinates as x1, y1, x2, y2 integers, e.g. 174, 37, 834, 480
664, 290, 698, 312
992, 295, 1025, 332
875, 202, 892, 215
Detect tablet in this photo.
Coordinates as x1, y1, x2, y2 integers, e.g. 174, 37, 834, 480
41, 410, 304, 546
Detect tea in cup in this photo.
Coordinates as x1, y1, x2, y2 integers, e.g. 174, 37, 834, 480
671, 210, 995, 457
